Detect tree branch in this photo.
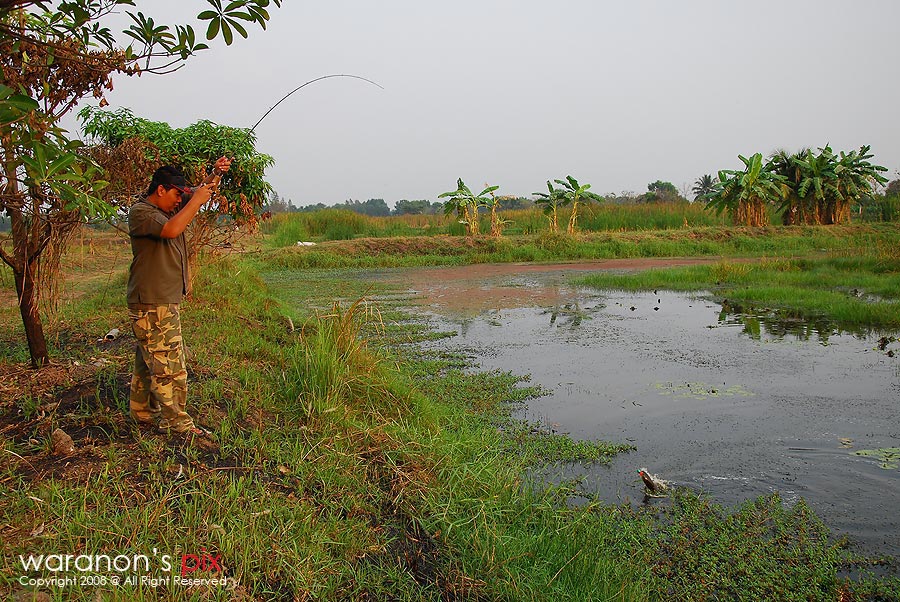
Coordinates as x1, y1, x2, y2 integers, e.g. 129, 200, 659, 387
0, 241, 15, 270
0, 0, 37, 12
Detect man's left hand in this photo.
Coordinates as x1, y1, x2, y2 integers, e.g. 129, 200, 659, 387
214, 156, 232, 174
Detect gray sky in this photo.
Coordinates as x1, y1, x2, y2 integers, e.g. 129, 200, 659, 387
73, 1, 900, 205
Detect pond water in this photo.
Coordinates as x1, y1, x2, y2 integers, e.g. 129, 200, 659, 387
366, 261, 900, 559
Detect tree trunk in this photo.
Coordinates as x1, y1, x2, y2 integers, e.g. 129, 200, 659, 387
490, 204, 501, 237
13, 259, 49, 368
735, 199, 769, 227
4, 194, 51, 368
567, 201, 579, 234
469, 205, 480, 236
781, 205, 795, 225
834, 200, 850, 224
462, 204, 475, 236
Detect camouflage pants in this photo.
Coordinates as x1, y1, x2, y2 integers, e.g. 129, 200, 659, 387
129, 304, 195, 432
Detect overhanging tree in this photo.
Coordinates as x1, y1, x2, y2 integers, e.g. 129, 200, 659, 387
0, 1, 280, 368
79, 106, 274, 273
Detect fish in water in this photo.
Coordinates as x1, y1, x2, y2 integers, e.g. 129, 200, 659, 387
638, 468, 669, 495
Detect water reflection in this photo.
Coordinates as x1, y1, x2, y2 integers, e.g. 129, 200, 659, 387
715, 300, 879, 344
541, 301, 601, 328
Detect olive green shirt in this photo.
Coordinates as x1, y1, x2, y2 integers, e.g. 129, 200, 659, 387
127, 200, 190, 307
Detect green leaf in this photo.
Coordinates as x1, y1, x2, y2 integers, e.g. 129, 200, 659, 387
221, 20, 234, 44
197, 10, 219, 20
227, 17, 249, 38
206, 17, 221, 40
0, 92, 39, 114
250, 6, 270, 22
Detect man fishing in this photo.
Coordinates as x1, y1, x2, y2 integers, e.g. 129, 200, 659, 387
127, 157, 231, 437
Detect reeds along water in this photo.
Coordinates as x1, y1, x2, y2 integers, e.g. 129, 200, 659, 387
279, 298, 408, 421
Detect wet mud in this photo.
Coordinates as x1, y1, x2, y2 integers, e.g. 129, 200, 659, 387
368, 259, 900, 559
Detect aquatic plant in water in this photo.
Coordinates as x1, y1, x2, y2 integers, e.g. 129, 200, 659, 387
653, 381, 754, 400
853, 448, 900, 470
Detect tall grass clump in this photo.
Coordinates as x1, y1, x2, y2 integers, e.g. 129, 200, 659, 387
499, 202, 729, 234
280, 299, 409, 421
854, 197, 900, 222
262, 210, 376, 246
261, 212, 310, 246
577, 201, 728, 230
369, 212, 454, 237
263, 210, 461, 245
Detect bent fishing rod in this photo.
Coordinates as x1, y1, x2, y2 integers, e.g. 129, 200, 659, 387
196, 73, 383, 194
247, 73, 384, 137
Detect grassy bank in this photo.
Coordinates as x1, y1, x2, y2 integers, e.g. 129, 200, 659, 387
262, 223, 900, 270
259, 202, 729, 245
573, 250, 900, 331
1, 232, 898, 600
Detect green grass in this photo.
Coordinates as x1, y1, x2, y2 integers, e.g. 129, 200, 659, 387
260, 200, 899, 247
2, 231, 899, 600
260, 223, 900, 271
261, 202, 733, 247
574, 253, 900, 331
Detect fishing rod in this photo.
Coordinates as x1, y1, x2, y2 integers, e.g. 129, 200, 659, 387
247, 73, 384, 137
195, 73, 383, 196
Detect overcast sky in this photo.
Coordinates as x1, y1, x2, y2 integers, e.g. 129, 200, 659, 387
72, 1, 900, 206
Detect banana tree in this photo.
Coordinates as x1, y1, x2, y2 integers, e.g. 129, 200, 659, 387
481, 185, 509, 237
792, 147, 842, 225
768, 149, 816, 225
554, 175, 602, 234
532, 180, 566, 233
439, 178, 497, 236
706, 153, 784, 227
833, 145, 888, 224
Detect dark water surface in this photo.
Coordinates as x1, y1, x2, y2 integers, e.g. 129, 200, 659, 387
366, 262, 900, 558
